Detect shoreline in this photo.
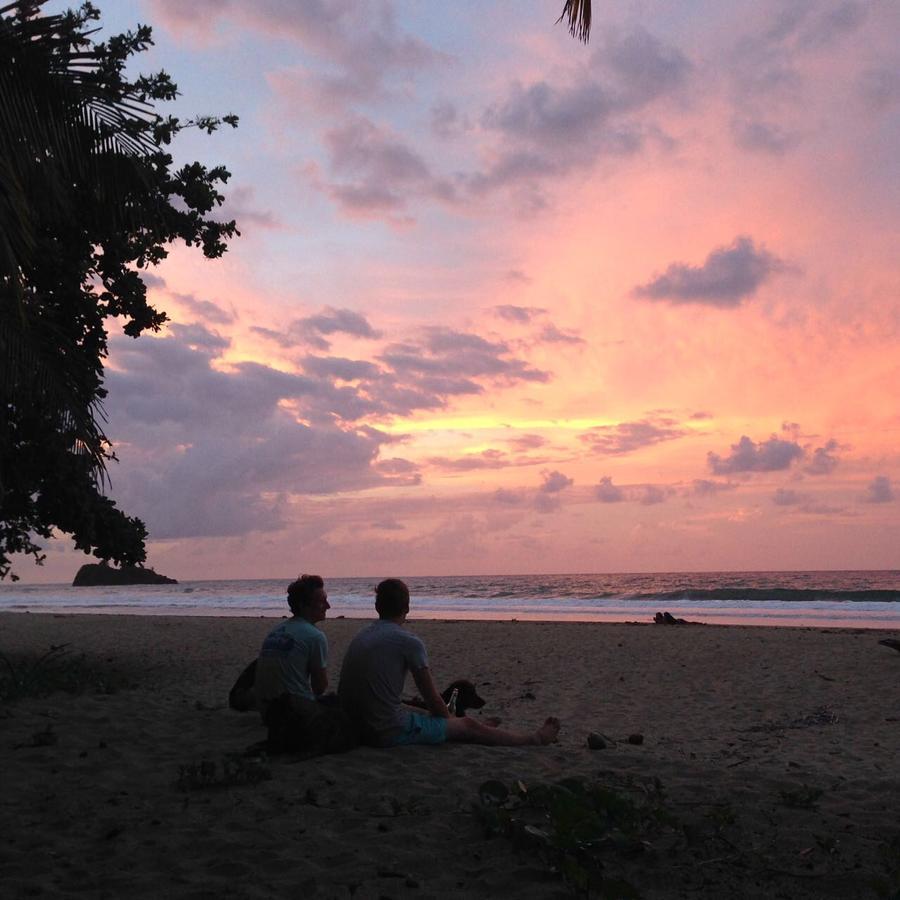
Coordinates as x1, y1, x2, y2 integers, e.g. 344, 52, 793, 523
2, 605, 900, 631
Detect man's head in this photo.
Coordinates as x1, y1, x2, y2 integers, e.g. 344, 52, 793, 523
375, 578, 410, 621
287, 573, 329, 622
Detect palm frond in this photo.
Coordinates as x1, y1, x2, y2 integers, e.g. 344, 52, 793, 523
557, 0, 592, 43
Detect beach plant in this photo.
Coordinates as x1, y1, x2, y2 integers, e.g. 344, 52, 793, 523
0, 642, 124, 700
476, 775, 678, 897
176, 753, 272, 792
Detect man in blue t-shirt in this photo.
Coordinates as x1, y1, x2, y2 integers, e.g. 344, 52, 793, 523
254, 574, 330, 715
338, 579, 560, 747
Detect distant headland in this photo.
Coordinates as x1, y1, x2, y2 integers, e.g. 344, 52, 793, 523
73, 562, 177, 587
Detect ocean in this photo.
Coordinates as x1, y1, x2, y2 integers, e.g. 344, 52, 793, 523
1, 570, 899, 629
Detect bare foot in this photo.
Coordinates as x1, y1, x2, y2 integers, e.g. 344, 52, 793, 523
535, 717, 560, 745
483, 716, 503, 728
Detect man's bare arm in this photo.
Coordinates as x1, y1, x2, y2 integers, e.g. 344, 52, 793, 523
310, 665, 328, 697
411, 666, 449, 717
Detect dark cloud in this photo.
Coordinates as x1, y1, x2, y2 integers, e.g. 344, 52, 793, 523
103, 330, 415, 539
293, 306, 381, 350
595, 476, 625, 503
536, 323, 584, 345
633, 236, 785, 306
301, 355, 381, 382
317, 117, 456, 221
168, 322, 230, 353
580, 417, 686, 455
730, 118, 799, 155
726, 1, 867, 156
494, 304, 545, 323
507, 434, 546, 452
708, 435, 804, 474
373, 458, 419, 477
171, 292, 234, 325
155, 0, 442, 112
483, 80, 613, 147
253, 307, 380, 353
250, 326, 295, 349
540, 470, 573, 493
805, 439, 841, 476
598, 26, 693, 107
380, 327, 548, 387
217, 186, 282, 231
252, 322, 552, 423
469, 27, 690, 197
140, 271, 166, 289
863, 475, 894, 504
482, 27, 688, 149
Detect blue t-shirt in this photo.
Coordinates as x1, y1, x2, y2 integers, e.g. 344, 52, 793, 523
254, 617, 328, 706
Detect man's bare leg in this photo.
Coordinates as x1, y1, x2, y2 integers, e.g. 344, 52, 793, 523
445, 716, 560, 746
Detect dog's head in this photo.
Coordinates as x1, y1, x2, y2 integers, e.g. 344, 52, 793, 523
442, 679, 486, 716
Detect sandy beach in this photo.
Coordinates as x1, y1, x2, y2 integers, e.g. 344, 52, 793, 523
1, 612, 899, 898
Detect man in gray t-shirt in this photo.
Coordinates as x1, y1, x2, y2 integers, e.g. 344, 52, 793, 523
337, 618, 429, 745
338, 579, 560, 748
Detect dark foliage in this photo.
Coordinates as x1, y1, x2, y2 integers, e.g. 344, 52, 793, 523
0, 642, 132, 700
476, 776, 675, 896
0, 1, 238, 578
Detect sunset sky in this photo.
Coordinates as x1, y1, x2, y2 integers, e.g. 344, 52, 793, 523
22, 0, 900, 582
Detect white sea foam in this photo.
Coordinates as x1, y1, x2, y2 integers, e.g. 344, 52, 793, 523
1, 572, 898, 628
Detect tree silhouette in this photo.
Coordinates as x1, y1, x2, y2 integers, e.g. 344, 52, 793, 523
0, 1, 238, 579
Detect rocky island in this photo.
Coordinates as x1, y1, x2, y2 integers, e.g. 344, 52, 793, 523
72, 563, 177, 586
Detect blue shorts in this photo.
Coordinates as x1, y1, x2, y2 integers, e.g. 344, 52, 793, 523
389, 712, 448, 746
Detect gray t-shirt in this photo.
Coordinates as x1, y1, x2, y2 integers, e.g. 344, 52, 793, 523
337, 620, 428, 746
254, 617, 328, 710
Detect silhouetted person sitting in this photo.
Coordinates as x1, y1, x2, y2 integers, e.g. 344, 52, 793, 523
253, 574, 330, 718
338, 578, 560, 748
